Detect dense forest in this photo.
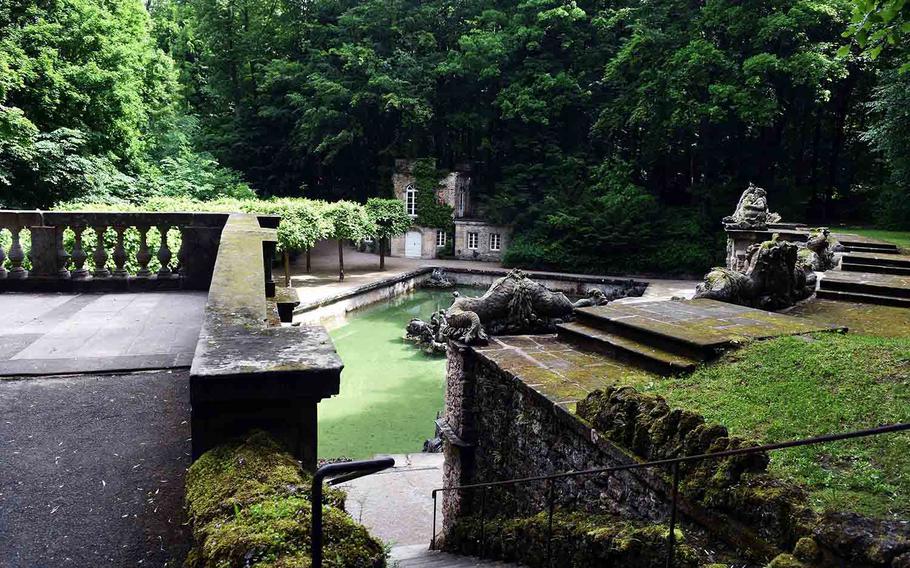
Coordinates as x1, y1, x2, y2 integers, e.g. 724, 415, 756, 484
1, 0, 908, 273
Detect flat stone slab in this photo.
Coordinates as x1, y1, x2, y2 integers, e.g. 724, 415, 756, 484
822, 270, 910, 291
842, 251, 910, 266
474, 335, 652, 406
340, 453, 443, 547
0, 370, 191, 567
0, 292, 206, 376
578, 299, 845, 349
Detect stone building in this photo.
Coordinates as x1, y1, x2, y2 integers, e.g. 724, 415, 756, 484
389, 159, 511, 261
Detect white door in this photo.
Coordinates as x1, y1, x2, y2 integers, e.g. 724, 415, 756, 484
405, 231, 422, 258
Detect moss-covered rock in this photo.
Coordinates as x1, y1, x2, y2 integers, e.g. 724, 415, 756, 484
443, 511, 698, 568
766, 553, 806, 568
185, 431, 385, 568
792, 537, 819, 563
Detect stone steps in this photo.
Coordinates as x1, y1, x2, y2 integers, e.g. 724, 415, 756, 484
556, 320, 702, 374
841, 262, 910, 276
556, 299, 843, 376
816, 289, 910, 308
841, 243, 901, 254
390, 545, 522, 567
820, 272, 910, 299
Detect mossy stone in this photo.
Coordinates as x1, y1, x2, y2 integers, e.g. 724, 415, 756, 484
792, 537, 819, 562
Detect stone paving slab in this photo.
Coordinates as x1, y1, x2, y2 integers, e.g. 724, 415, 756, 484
578, 299, 845, 348
0, 292, 206, 376
842, 251, 910, 265
475, 335, 651, 407
0, 369, 191, 567
340, 453, 444, 547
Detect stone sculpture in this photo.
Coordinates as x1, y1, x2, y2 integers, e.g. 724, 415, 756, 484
723, 184, 781, 230
695, 236, 813, 310
797, 228, 840, 273
443, 269, 608, 344
405, 308, 449, 354
423, 268, 455, 289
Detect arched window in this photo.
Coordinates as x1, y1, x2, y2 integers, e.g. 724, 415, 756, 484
405, 184, 417, 216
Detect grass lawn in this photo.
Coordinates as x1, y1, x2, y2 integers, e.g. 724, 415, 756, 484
633, 333, 910, 519
839, 226, 910, 252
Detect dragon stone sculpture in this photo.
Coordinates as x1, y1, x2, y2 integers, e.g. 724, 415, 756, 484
442, 269, 608, 344
405, 269, 610, 349
695, 236, 813, 310
723, 184, 782, 230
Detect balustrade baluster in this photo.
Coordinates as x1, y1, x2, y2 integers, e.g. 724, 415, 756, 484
8, 224, 27, 279
71, 226, 90, 280
92, 225, 111, 279
157, 224, 173, 278
0, 228, 7, 279
112, 225, 128, 279
56, 226, 70, 279
135, 226, 152, 278
177, 226, 189, 279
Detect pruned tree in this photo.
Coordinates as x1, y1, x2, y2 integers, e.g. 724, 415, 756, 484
323, 201, 373, 281
365, 197, 413, 270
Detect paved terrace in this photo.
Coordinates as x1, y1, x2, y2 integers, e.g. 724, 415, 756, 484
0, 292, 205, 567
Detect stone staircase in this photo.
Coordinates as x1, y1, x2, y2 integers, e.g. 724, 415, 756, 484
835, 237, 901, 255
390, 545, 522, 567
818, 270, 910, 308
556, 299, 843, 375
840, 252, 910, 276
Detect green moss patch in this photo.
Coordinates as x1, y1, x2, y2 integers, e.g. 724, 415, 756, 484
638, 334, 910, 519
443, 511, 698, 568
185, 431, 385, 568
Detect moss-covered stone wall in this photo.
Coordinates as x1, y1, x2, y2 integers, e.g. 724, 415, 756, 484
184, 431, 386, 568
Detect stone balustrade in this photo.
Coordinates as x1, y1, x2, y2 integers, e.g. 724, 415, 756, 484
0, 210, 231, 291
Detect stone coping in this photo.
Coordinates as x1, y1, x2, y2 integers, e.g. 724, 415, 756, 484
190, 213, 342, 397
293, 265, 648, 315
577, 299, 846, 350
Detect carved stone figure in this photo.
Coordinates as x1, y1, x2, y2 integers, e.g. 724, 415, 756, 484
406, 308, 449, 354
723, 184, 781, 230
443, 269, 608, 344
423, 268, 455, 289
695, 236, 813, 310
796, 228, 840, 273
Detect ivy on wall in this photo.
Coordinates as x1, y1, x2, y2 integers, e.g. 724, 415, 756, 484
412, 158, 455, 231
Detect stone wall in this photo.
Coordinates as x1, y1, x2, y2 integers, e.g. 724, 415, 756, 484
440, 344, 671, 533
453, 220, 512, 262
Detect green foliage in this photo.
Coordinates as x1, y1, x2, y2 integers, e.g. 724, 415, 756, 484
323, 200, 374, 242
0, 0, 254, 208
844, 0, 910, 69
412, 159, 454, 230
365, 198, 412, 239
185, 431, 385, 568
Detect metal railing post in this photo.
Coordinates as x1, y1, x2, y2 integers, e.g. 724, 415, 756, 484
479, 485, 487, 557
665, 461, 681, 568
546, 478, 555, 567
311, 458, 394, 568
431, 490, 438, 550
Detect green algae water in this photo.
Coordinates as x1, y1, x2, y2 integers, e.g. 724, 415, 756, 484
317, 289, 464, 459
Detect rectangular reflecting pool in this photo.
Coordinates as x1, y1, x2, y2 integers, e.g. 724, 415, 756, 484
317, 288, 466, 459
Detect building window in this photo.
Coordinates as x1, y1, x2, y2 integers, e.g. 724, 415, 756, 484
490, 233, 502, 251
405, 184, 417, 216
467, 232, 479, 249
436, 230, 447, 247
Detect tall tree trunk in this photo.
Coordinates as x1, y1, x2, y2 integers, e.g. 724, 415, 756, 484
283, 251, 290, 287
379, 237, 386, 270
306, 247, 311, 273
338, 240, 344, 281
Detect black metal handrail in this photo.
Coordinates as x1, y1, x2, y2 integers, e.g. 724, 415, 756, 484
430, 422, 910, 567
311, 457, 395, 568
